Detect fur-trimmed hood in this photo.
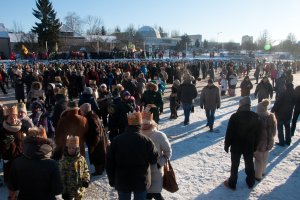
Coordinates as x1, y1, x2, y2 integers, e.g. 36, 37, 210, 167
23, 136, 54, 160
31, 81, 42, 90
146, 82, 158, 92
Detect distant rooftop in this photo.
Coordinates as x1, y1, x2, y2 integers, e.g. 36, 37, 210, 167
0, 23, 9, 38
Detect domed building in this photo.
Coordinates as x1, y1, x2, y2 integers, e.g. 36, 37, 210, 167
137, 25, 180, 51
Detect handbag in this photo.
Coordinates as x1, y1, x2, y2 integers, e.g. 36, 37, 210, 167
163, 159, 179, 193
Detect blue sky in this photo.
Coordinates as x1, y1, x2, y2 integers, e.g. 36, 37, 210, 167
1, 0, 299, 43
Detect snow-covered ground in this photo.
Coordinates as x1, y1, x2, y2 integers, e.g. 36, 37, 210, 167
1, 71, 300, 200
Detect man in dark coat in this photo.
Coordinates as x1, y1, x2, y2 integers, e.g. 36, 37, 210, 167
106, 111, 158, 200
224, 96, 260, 190
200, 79, 220, 131
291, 85, 300, 137
254, 76, 273, 103
271, 83, 296, 146
177, 74, 198, 125
8, 127, 62, 200
80, 103, 109, 176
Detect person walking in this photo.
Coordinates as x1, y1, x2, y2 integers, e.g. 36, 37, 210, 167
254, 76, 273, 103
224, 96, 260, 190
177, 74, 198, 126
271, 83, 296, 146
240, 76, 253, 97
141, 110, 172, 200
106, 111, 158, 200
291, 85, 300, 137
254, 99, 277, 181
200, 79, 221, 132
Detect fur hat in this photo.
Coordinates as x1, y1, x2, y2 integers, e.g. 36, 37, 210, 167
146, 82, 158, 92
17, 102, 27, 114
80, 103, 91, 115
173, 79, 180, 86
239, 96, 251, 107
127, 111, 142, 126
123, 72, 131, 79
100, 83, 107, 88
28, 126, 47, 139
183, 74, 192, 83
66, 135, 80, 148
257, 99, 269, 114
55, 76, 62, 82
83, 87, 93, 95
138, 73, 144, 79
89, 80, 97, 85
68, 101, 78, 109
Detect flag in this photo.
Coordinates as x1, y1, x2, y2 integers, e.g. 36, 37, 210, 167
22, 45, 28, 55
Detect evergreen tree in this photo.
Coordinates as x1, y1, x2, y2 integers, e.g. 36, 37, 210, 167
101, 26, 107, 36
32, 0, 61, 51
195, 39, 200, 48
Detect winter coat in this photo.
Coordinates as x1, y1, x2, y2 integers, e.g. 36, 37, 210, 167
15, 76, 25, 100
85, 111, 108, 165
169, 86, 180, 108
116, 98, 137, 133
256, 113, 277, 152
294, 86, 300, 112
228, 74, 238, 89
275, 76, 286, 95
59, 150, 90, 199
122, 79, 138, 96
142, 128, 172, 193
8, 136, 62, 200
177, 83, 198, 104
220, 78, 228, 92
106, 126, 158, 192
78, 93, 99, 112
240, 79, 253, 97
27, 81, 45, 104
141, 87, 163, 123
51, 94, 68, 128
53, 108, 89, 160
200, 85, 221, 110
271, 84, 296, 121
254, 81, 273, 101
225, 108, 260, 154
0, 120, 25, 183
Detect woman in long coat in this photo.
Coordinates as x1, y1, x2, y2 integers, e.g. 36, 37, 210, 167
14, 70, 25, 103
255, 99, 277, 181
141, 110, 172, 200
240, 76, 253, 97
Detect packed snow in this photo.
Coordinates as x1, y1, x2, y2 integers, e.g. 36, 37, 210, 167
1, 71, 300, 200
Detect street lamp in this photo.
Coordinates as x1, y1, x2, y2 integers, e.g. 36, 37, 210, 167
217, 32, 222, 52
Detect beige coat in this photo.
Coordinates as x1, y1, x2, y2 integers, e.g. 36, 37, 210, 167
256, 112, 277, 152
142, 128, 172, 193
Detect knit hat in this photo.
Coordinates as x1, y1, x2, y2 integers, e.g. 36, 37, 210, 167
100, 83, 107, 88
66, 135, 80, 148
17, 102, 27, 114
127, 111, 142, 126
80, 103, 91, 115
83, 87, 93, 95
28, 126, 47, 139
239, 96, 251, 107
257, 99, 269, 114
122, 90, 131, 98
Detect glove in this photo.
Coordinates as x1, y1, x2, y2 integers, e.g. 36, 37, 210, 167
224, 146, 229, 153
82, 181, 89, 188
200, 106, 203, 109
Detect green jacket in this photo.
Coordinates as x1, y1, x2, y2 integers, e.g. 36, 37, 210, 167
59, 152, 90, 199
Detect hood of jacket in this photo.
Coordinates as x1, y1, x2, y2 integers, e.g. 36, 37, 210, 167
23, 136, 54, 160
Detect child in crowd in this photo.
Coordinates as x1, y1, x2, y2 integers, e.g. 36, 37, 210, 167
59, 135, 90, 200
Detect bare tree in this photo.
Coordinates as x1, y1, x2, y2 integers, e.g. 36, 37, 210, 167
287, 33, 297, 44
11, 21, 24, 43
114, 26, 121, 33
85, 15, 102, 35
256, 29, 271, 50
171, 30, 180, 38
64, 12, 83, 33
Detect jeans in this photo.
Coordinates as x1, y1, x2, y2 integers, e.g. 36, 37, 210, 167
205, 109, 216, 128
277, 120, 291, 145
182, 103, 192, 124
118, 190, 147, 200
291, 108, 300, 136
228, 152, 255, 188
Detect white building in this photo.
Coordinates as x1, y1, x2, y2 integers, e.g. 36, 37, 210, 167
0, 23, 10, 59
241, 35, 253, 45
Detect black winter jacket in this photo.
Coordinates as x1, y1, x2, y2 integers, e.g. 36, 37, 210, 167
106, 126, 158, 192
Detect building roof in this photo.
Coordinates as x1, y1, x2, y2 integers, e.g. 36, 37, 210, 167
137, 26, 161, 39
0, 23, 9, 38
60, 24, 84, 38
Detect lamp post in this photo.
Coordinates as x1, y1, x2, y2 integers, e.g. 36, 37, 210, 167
217, 32, 222, 52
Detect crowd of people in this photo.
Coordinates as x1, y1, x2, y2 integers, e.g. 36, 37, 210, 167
0, 58, 299, 199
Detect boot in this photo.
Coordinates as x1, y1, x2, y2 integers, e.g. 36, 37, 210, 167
92, 165, 104, 176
